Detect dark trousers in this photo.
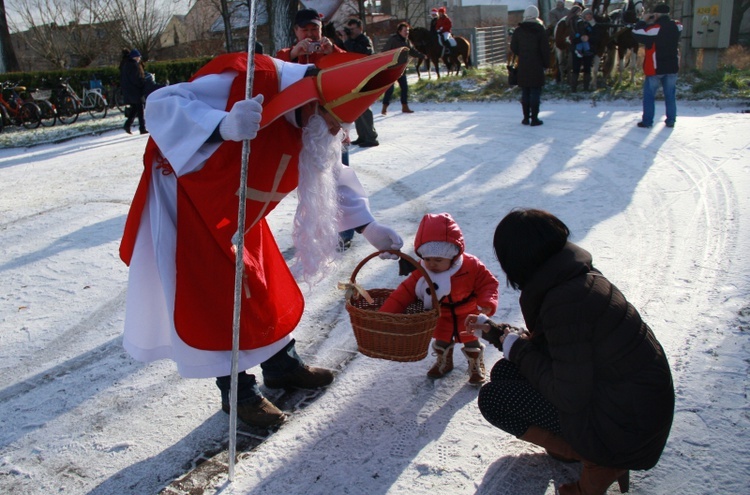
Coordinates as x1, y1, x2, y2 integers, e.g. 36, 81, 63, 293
477, 359, 562, 438
521, 87, 542, 109
383, 74, 409, 105
124, 102, 146, 131
354, 108, 378, 144
215, 339, 303, 405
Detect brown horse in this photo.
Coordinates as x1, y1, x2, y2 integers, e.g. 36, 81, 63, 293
443, 36, 472, 76
608, 0, 643, 85
409, 27, 471, 78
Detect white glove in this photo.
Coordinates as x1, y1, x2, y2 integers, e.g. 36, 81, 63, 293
362, 221, 404, 260
219, 94, 264, 142
502, 333, 520, 360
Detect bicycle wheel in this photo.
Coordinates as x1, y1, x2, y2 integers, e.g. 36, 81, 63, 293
87, 93, 108, 119
20, 102, 41, 129
57, 95, 79, 124
37, 99, 57, 127
114, 88, 126, 114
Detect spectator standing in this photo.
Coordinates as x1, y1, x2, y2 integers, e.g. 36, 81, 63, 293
548, 0, 570, 27
120, 49, 147, 134
510, 5, 550, 126
344, 18, 379, 147
567, 6, 597, 91
381, 22, 425, 115
275, 8, 344, 64
632, 2, 683, 128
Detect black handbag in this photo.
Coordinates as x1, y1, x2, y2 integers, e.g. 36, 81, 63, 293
507, 64, 518, 86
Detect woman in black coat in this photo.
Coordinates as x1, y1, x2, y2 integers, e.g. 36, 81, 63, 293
120, 49, 147, 134
510, 6, 550, 126
465, 209, 674, 495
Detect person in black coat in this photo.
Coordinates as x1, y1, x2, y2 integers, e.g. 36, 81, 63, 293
344, 18, 379, 147
120, 49, 147, 134
381, 22, 425, 115
464, 209, 674, 495
510, 6, 550, 126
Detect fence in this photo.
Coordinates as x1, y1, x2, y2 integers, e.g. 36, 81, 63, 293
454, 26, 509, 67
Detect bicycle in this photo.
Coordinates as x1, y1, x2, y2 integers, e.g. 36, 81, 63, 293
51, 77, 108, 124
23, 85, 58, 127
104, 83, 126, 114
0, 81, 42, 130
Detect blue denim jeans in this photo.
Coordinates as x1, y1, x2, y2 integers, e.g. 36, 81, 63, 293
642, 73, 677, 126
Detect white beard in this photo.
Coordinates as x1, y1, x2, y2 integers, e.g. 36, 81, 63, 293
291, 114, 343, 286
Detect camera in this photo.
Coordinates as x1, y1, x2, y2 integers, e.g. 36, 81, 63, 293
308, 41, 322, 53
343, 27, 352, 36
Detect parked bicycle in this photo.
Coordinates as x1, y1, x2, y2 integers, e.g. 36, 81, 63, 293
23, 85, 58, 127
51, 77, 108, 124
0, 81, 42, 130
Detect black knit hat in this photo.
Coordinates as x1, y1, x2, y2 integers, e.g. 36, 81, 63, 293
654, 3, 670, 14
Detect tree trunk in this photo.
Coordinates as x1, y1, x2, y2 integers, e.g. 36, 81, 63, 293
0, 0, 20, 72
268, 0, 295, 56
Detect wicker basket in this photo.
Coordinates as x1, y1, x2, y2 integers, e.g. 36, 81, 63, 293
345, 250, 439, 362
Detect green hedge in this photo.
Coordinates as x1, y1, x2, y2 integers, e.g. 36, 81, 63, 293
3, 56, 214, 92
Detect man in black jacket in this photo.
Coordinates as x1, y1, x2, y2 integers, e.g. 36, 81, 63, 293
632, 3, 682, 128
344, 18, 379, 147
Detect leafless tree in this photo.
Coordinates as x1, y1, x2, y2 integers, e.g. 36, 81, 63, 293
91, 0, 173, 60
8, 0, 108, 68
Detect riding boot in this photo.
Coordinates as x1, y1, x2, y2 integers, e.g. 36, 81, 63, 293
521, 102, 530, 125
583, 73, 591, 91
381, 103, 389, 115
401, 103, 414, 114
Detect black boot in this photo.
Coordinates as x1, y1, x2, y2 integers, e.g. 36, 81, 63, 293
569, 73, 578, 92
583, 73, 591, 91
530, 104, 543, 126
521, 102, 530, 125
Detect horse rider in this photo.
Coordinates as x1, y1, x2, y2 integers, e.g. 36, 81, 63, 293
435, 7, 457, 56
429, 7, 439, 33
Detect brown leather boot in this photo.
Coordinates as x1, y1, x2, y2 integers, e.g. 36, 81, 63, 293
520, 425, 580, 463
461, 344, 486, 385
559, 461, 630, 495
381, 103, 389, 115
427, 342, 454, 378
401, 103, 414, 113
222, 398, 287, 428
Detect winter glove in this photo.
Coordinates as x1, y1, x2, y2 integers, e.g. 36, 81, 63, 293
219, 94, 264, 142
362, 221, 404, 260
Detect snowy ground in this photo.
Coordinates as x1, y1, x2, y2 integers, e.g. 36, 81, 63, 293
1, 100, 749, 495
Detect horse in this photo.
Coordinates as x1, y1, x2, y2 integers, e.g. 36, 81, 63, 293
443, 36, 472, 76
588, 0, 614, 89
608, 0, 644, 85
409, 27, 471, 78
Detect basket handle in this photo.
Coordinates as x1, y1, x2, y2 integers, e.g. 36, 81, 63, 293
350, 250, 440, 310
